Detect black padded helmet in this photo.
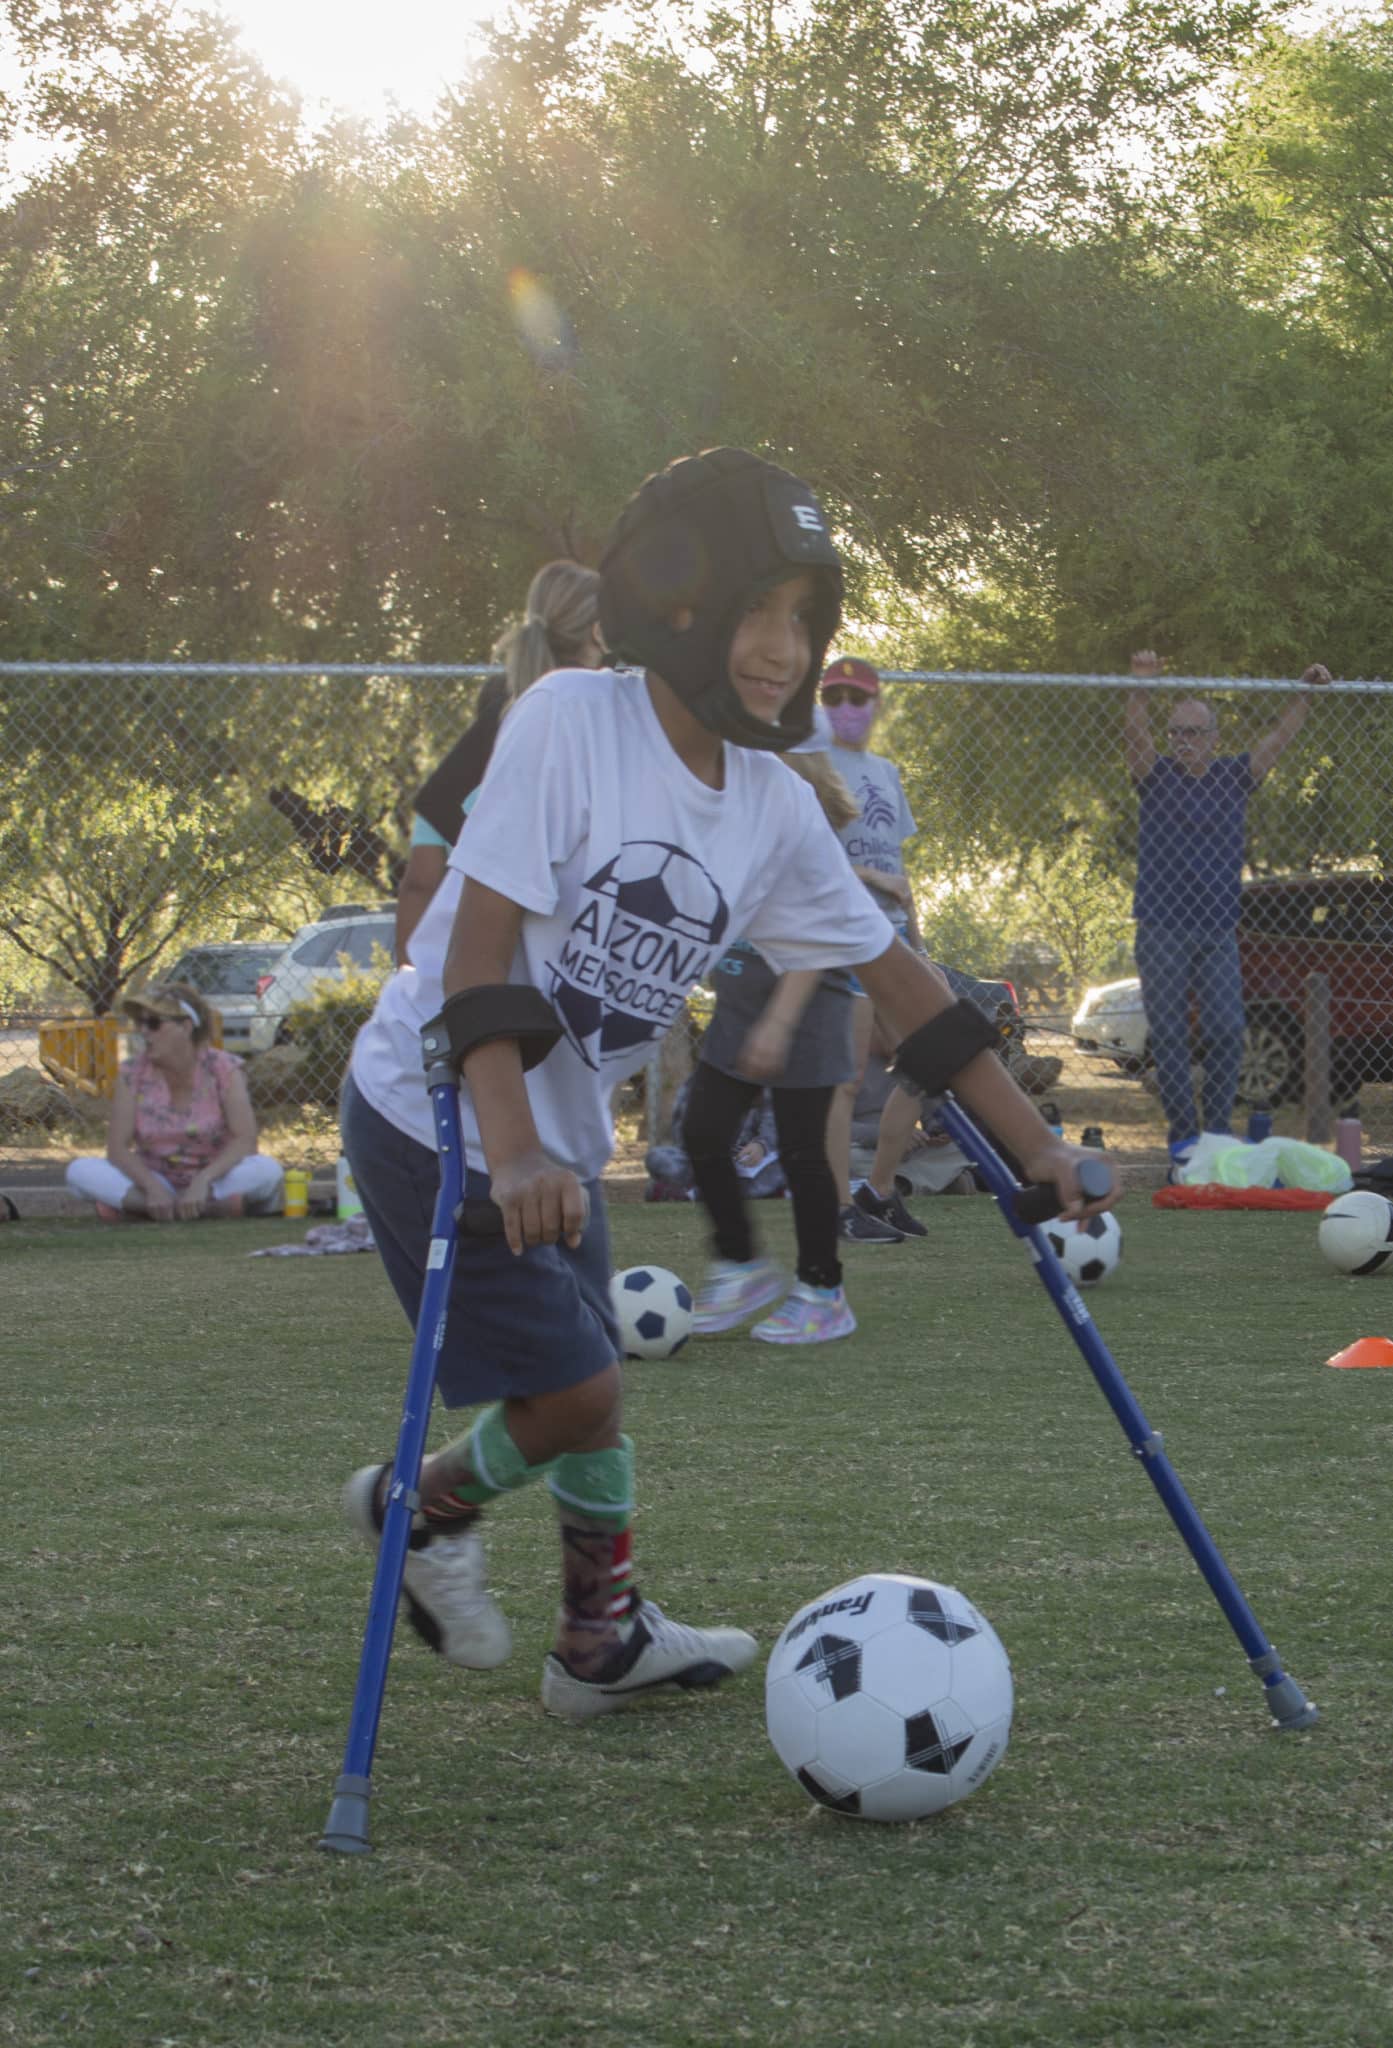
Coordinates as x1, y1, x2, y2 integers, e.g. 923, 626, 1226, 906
598, 447, 843, 751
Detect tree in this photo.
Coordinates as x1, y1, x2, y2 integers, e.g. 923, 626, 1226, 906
6, 0, 1388, 848
1195, 13, 1393, 346
0, 755, 288, 1014
0, 663, 488, 1009
0, 2, 307, 654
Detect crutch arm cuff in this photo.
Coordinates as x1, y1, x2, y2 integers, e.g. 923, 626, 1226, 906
892, 1000, 1001, 1096
427, 985, 564, 1073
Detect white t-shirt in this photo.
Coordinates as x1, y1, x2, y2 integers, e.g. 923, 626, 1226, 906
352, 667, 895, 1177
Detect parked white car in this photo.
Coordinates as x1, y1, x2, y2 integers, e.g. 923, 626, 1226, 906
164, 941, 287, 1052
247, 910, 396, 1053
1070, 978, 1149, 1072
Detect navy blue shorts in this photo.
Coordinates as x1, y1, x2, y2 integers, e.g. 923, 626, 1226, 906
341, 1073, 621, 1409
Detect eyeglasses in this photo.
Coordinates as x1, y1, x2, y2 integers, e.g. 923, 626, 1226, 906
822, 687, 875, 707
1167, 723, 1214, 739
132, 1013, 170, 1031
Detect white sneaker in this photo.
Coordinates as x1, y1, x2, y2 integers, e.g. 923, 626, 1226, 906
691, 1257, 786, 1334
540, 1599, 757, 1722
751, 1282, 857, 1345
342, 1464, 512, 1670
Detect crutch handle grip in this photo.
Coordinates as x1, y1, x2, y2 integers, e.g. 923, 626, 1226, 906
1015, 1155, 1113, 1224
457, 1199, 507, 1236
455, 1187, 592, 1241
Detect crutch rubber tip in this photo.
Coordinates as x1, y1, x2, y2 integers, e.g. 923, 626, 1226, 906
1270, 1703, 1320, 1732
1266, 1678, 1320, 1731
319, 1774, 373, 1854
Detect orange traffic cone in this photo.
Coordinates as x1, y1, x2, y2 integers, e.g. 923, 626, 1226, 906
1326, 1337, 1393, 1369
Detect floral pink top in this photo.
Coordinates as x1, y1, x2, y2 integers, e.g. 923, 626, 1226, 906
121, 1046, 244, 1189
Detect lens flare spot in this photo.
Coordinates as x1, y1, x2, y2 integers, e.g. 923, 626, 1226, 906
507, 267, 576, 369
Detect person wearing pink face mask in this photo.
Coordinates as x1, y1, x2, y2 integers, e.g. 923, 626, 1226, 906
820, 656, 930, 1244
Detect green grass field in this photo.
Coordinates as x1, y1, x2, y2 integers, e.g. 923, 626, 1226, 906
6, 1195, 1393, 2047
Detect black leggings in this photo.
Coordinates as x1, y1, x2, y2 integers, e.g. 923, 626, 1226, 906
682, 1062, 842, 1291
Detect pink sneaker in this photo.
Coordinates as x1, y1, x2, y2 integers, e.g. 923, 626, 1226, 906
751, 1283, 857, 1345
692, 1257, 786, 1334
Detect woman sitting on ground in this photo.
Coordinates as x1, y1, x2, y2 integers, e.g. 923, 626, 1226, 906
66, 982, 283, 1221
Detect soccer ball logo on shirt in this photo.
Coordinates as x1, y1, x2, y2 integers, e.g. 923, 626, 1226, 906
548, 839, 731, 1069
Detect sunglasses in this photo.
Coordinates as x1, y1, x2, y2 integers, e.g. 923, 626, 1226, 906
821, 686, 875, 707
1167, 723, 1214, 739
132, 1012, 174, 1032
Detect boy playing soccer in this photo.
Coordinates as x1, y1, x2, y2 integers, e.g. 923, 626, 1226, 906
341, 447, 1114, 1722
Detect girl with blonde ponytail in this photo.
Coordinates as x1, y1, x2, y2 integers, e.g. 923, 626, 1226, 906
396, 561, 603, 956
782, 746, 860, 834
493, 561, 604, 702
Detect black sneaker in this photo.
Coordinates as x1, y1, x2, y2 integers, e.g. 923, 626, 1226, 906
853, 1181, 927, 1239
838, 1201, 904, 1245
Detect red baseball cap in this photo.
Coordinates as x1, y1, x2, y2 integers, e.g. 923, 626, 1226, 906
820, 655, 880, 697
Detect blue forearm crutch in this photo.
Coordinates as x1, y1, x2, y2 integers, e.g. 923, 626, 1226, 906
936, 1094, 1318, 1732
320, 1026, 504, 1854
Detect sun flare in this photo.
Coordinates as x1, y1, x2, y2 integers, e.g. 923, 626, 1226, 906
212, 0, 496, 119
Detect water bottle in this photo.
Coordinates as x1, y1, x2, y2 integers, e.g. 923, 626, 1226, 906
336, 1155, 364, 1221
1246, 1112, 1272, 1144
283, 1167, 309, 1219
1040, 1100, 1063, 1137
1335, 1118, 1363, 1173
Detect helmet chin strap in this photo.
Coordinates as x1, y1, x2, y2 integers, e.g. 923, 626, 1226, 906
681, 674, 817, 751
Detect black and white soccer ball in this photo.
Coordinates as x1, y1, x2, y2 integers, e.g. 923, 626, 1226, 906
588, 840, 731, 948
1317, 1191, 1393, 1276
765, 1573, 1013, 1822
1043, 1211, 1123, 1286
610, 1264, 694, 1358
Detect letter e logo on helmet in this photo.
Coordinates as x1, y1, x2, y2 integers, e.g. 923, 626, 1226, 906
762, 474, 839, 568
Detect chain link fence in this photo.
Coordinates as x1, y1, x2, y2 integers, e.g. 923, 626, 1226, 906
3, 663, 1391, 1196
881, 667, 1393, 1171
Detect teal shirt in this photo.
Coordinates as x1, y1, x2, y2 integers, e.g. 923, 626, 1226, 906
409, 785, 480, 850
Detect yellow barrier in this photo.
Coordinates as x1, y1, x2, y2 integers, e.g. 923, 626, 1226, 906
39, 1008, 222, 1097
39, 1017, 126, 1097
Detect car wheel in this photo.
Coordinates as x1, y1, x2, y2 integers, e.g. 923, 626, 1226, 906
1236, 1010, 1302, 1108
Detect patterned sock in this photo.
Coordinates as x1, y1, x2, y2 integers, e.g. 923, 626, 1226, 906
418, 1402, 554, 1528
547, 1437, 637, 1663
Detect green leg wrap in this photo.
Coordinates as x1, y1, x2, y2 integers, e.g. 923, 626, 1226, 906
435, 1402, 554, 1508
546, 1434, 635, 1533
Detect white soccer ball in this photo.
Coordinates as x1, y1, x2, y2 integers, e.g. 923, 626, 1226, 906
1043, 1211, 1123, 1286
765, 1572, 1013, 1822
1317, 1191, 1393, 1276
610, 1264, 694, 1358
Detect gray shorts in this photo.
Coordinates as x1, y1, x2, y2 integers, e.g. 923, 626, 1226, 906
703, 954, 855, 1089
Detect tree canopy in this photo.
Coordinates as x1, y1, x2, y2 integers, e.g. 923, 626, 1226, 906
3, 0, 1393, 1008
7, 0, 1389, 670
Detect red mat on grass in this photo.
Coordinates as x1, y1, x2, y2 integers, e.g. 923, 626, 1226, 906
1152, 1184, 1335, 1211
